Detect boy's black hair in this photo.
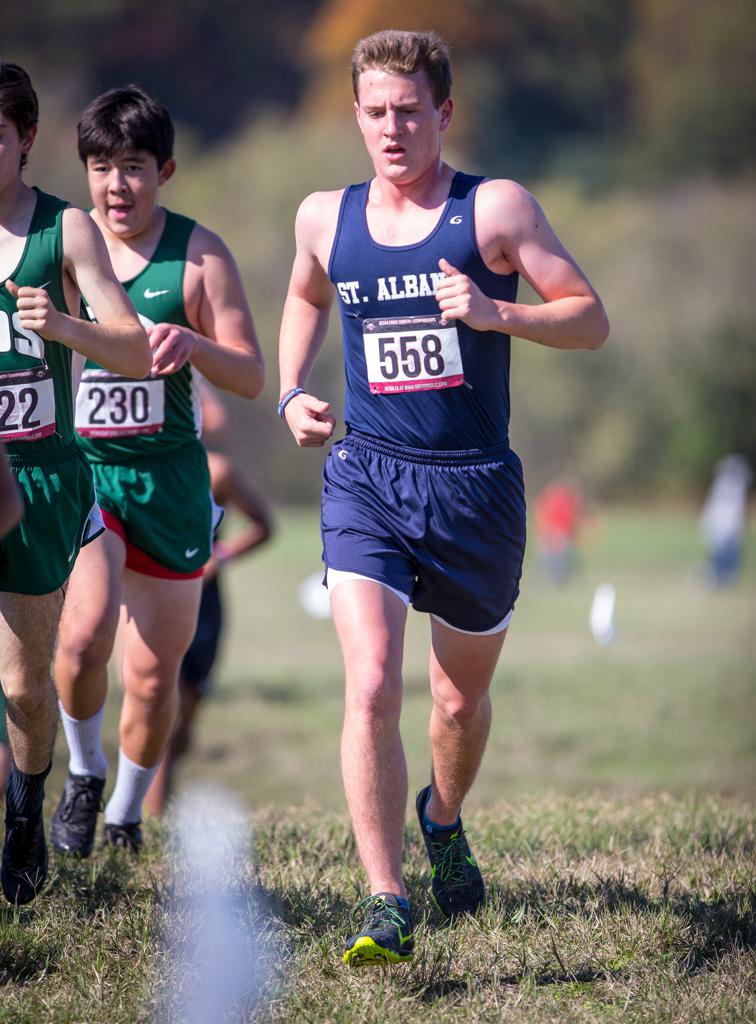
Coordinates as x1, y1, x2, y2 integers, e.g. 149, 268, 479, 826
77, 84, 174, 167
0, 61, 39, 169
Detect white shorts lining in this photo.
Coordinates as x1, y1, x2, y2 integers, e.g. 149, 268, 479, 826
325, 568, 410, 607
431, 607, 514, 636
326, 568, 513, 632
82, 501, 105, 547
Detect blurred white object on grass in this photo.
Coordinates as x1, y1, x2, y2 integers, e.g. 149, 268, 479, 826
164, 785, 265, 1022
590, 583, 617, 645
298, 571, 332, 619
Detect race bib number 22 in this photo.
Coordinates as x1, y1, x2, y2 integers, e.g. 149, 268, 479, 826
0, 367, 56, 442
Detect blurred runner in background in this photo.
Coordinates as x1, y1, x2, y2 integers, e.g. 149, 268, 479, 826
700, 454, 752, 587
145, 386, 273, 816
534, 480, 584, 585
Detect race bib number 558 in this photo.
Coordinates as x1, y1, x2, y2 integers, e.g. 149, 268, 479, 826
362, 313, 464, 395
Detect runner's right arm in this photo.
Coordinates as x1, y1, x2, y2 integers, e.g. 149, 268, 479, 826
278, 192, 341, 448
6, 207, 150, 379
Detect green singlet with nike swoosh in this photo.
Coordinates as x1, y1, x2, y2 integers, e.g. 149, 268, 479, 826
75, 210, 213, 575
0, 188, 103, 595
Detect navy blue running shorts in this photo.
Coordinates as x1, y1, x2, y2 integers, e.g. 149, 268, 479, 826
321, 431, 526, 633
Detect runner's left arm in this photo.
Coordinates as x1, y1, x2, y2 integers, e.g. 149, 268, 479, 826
434, 180, 609, 351
6, 207, 151, 378
149, 226, 265, 399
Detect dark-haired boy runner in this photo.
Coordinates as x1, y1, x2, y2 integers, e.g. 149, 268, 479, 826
52, 85, 264, 856
278, 29, 608, 964
0, 61, 150, 904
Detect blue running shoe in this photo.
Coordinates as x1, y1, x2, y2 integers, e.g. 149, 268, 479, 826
343, 893, 414, 965
416, 785, 484, 918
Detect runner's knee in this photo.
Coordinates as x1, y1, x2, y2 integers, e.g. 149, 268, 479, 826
345, 668, 403, 724
3, 674, 56, 721
431, 684, 489, 725
57, 618, 116, 679
124, 668, 178, 712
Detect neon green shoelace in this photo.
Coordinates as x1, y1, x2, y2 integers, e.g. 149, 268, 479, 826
431, 832, 469, 889
352, 894, 407, 932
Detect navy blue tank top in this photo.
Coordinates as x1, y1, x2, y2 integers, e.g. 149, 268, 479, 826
328, 171, 518, 451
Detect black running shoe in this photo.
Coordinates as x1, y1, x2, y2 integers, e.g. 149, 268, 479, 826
2, 810, 48, 905
343, 893, 414, 966
51, 772, 105, 858
416, 785, 484, 918
104, 821, 143, 856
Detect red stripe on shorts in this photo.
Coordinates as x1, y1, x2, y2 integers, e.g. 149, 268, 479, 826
101, 508, 204, 580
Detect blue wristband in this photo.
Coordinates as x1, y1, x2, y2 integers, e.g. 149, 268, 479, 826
277, 387, 305, 418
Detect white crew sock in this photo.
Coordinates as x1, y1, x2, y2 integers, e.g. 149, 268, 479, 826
58, 701, 108, 780
104, 748, 158, 826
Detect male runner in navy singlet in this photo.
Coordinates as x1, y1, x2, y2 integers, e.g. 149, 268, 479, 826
278, 30, 609, 965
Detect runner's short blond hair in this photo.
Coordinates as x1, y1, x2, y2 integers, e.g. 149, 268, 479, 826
351, 30, 452, 108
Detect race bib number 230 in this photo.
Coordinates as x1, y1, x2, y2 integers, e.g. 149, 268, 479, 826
363, 313, 464, 395
75, 371, 165, 438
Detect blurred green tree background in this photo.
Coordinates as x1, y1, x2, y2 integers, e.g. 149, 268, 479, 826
5, 0, 755, 502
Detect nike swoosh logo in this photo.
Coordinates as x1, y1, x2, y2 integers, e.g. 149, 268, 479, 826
185, 547, 199, 558
466, 855, 477, 867
67, 543, 77, 562
144, 288, 170, 299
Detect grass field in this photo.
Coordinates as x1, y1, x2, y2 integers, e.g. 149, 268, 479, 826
1, 506, 754, 1022
131, 505, 756, 809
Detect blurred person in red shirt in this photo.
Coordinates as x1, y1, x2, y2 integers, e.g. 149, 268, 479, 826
534, 480, 584, 584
